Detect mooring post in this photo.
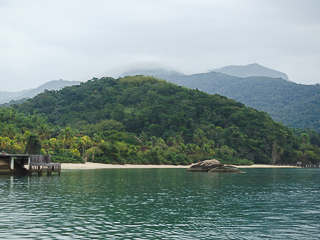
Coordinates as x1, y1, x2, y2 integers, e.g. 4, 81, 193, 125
10, 157, 14, 170
28, 156, 31, 170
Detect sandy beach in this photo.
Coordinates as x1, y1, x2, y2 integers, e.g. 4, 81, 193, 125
62, 162, 191, 169
61, 162, 300, 170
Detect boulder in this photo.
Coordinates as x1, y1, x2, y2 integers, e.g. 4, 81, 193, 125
208, 165, 242, 173
186, 159, 222, 172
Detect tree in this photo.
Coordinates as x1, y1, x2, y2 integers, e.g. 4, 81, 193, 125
60, 127, 74, 149
37, 124, 51, 140
84, 147, 103, 162
193, 129, 207, 147
25, 133, 42, 154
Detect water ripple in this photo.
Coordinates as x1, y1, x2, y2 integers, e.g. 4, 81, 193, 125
0, 169, 319, 239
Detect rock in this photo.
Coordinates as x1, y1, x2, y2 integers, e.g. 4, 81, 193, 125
186, 160, 242, 173
186, 159, 222, 172
208, 165, 242, 173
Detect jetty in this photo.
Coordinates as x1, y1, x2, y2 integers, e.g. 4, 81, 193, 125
0, 153, 61, 176
274, 162, 320, 168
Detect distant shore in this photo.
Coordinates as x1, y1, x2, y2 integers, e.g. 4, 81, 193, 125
234, 164, 299, 168
61, 162, 300, 170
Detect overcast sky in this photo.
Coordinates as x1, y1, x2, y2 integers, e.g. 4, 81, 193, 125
1, 0, 320, 91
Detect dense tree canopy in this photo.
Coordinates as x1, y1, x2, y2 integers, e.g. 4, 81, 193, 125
155, 72, 320, 132
6, 75, 319, 165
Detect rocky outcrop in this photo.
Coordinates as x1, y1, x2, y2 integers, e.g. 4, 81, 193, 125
186, 159, 222, 172
208, 165, 242, 173
186, 159, 241, 173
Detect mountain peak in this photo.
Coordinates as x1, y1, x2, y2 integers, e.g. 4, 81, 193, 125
214, 63, 289, 81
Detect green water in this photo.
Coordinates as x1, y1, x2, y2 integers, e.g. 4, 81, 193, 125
0, 168, 319, 239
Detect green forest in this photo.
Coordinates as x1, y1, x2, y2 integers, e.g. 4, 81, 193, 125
156, 71, 320, 132
0, 75, 318, 165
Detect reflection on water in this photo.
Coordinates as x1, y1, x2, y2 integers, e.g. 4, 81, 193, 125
0, 168, 319, 239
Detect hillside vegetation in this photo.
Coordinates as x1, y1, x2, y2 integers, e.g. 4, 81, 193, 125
153, 72, 320, 131
7, 76, 319, 165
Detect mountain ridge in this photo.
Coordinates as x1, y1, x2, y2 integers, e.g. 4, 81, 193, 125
121, 66, 320, 131
214, 63, 289, 80
0, 80, 81, 104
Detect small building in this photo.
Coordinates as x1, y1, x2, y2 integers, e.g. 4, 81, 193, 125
0, 153, 31, 174
0, 153, 60, 175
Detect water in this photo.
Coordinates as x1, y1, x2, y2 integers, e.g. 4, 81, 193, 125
0, 168, 319, 239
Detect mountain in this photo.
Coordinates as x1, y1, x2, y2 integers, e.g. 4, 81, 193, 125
0, 80, 81, 104
214, 63, 289, 80
122, 68, 320, 132
0, 90, 30, 103
13, 76, 320, 164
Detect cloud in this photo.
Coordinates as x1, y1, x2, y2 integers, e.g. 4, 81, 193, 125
0, 0, 319, 91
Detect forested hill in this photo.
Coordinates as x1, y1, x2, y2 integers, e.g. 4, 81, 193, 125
13, 76, 320, 164
152, 72, 320, 131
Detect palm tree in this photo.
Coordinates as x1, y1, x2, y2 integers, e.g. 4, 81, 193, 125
60, 127, 74, 149
82, 135, 92, 153
85, 147, 102, 162
37, 124, 50, 140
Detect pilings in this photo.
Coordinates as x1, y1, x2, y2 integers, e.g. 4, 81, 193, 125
10, 157, 14, 170
0, 154, 61, 176
28, 163, 61, 176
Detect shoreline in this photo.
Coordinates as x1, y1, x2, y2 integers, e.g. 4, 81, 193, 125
61, 162, 300, 170
61, 162, 191, 170
233, 164, 299, 169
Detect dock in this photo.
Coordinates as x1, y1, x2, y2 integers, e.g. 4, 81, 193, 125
0, 153, 61, 176
28, 155, 61, 176
274, 163, 320, 168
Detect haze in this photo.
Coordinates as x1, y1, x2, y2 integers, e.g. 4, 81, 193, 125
1, 0, 320, 91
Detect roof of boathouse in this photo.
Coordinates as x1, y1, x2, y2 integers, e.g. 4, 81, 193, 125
0, 153, 51, 163
0, 152, 31, 158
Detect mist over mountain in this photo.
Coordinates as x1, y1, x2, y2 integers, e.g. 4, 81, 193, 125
214, 63, 289, 80
121, 68, 181, 77
0, 90, 30, 103
0, 80, 81, 104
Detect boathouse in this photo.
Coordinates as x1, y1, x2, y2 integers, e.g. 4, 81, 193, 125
0, 153, 61, 175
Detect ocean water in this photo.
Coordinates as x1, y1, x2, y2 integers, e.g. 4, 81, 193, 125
0, 168, 319, 239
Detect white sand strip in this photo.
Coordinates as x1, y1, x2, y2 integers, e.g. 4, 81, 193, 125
61, 163, 300, 170
62, 162, 191, 170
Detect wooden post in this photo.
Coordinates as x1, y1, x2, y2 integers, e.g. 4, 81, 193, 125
28, 156, 31, 169
10, 157, 14, 170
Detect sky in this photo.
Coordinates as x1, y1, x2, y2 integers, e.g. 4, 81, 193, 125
1, 0, 320, 91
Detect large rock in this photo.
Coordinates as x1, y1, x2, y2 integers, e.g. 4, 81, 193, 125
186, 160, 242, 173
208, 165, 242, 173
186, 159, 222, 172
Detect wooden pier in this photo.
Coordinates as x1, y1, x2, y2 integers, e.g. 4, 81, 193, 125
27, 155, 61, 176
274, 163, 320, 168
0, 153, 61, 176
28, 162, 61, 176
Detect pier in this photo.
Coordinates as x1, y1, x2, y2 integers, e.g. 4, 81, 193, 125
27, 155, 61, 176
274, 162, 320, 168
0, 153, 61, 176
